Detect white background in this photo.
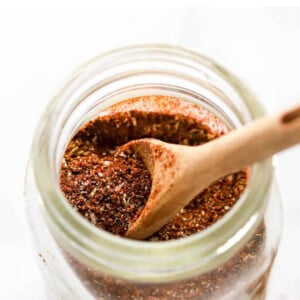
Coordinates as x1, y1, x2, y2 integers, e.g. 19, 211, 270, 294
0, 5, 299, 300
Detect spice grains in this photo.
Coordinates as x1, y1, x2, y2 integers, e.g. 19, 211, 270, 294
60, 95, 247, 240
60, 95, 267, 299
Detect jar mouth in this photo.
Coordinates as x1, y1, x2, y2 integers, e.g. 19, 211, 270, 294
31, 44, 273, 283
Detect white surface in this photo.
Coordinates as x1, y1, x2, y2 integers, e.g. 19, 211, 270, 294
0, 7, 299, 300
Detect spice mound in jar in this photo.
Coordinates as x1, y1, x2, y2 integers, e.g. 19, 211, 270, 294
60, 95, 249, 240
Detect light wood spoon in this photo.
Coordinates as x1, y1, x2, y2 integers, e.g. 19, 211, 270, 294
125, 105, 300, 240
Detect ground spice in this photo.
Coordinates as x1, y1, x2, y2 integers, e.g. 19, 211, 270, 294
65, 224, 267, 300
60, 96, 268, 299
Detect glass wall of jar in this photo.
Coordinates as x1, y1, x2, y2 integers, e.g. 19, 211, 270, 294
25, 45, 282, 300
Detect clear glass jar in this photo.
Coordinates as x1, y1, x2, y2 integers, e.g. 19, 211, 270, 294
25, 44, 282, 300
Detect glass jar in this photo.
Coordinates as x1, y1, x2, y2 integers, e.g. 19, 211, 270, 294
25, 44, 282, 300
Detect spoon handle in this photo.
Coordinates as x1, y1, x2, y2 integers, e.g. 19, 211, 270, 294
194, 105, 300, 177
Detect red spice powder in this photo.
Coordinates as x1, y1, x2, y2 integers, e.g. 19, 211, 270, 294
59, 96, 267, 299
60, 96, 246, 240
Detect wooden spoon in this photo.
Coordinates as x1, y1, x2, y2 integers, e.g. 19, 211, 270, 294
125, 105, 300, 240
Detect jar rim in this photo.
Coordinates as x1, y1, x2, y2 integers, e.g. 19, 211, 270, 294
31, 43, 273, 282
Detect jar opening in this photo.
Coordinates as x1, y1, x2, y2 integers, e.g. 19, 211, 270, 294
32, 44, 272, 282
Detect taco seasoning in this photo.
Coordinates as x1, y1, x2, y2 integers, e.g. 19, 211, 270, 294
59, 95, 267, 299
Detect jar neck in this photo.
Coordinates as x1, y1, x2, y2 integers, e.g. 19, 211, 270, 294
31, 44, 272, 283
